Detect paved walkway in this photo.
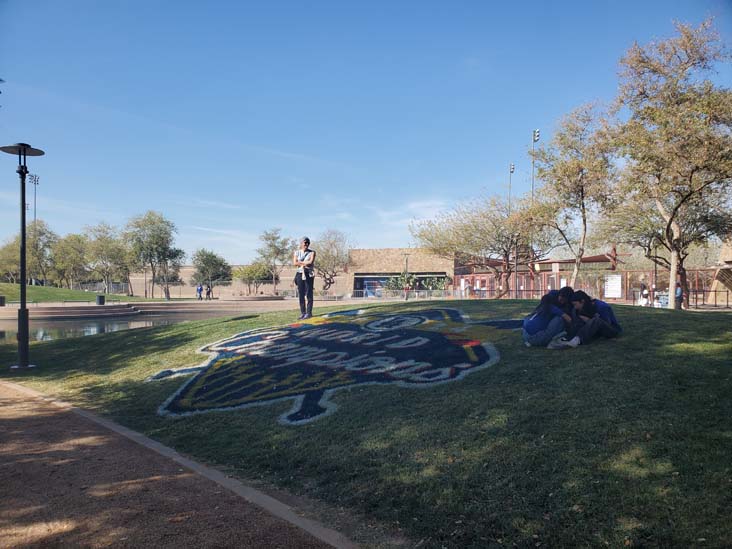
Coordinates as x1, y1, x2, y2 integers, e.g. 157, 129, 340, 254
0, 381, 356, 549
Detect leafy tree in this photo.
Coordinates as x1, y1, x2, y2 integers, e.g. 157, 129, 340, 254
191, 249, 232, 287
412, 196, 553, 298
531, 104, 615, 287
314, 229, 351, 291
595, 194, 732, 285
611, 19, 732, 308
0, 238, 19, 283
85, 223, 127, 293
125, 211, 178, 298
255, 228, 293, 295
420, 276, 451, 290
156, 247, 186, 300
384, 272, 419, 291
233, 262, 273, 295
51, 233, 88, 289
26, 219, 58, 284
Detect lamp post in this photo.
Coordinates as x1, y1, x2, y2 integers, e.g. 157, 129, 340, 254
1, 143, 45, 369
403, 252, 410, 301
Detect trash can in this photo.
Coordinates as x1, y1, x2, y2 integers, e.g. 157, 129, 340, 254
96, 295, 105, 306
0, 295, 5, 307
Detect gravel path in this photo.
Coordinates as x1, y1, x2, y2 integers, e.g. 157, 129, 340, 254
0, 382, 348, 548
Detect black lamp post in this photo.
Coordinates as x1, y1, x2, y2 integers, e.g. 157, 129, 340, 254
1, 143, 45, 369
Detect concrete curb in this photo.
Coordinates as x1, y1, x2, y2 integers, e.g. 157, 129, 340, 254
0, 380, 358, 549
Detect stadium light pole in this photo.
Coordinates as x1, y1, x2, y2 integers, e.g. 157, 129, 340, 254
508, 163, 515, 214
531, 129, 540, 202
1, 143, 45, 369
28, 173, 39, 224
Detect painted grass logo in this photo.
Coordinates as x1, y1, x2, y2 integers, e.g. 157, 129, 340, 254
150, 308, 520, 425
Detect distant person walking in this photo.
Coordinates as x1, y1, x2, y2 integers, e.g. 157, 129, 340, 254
675, 282, 683, 310
196, 283, 203, 301
293, 236, 316, 320
205, 284, 212, 300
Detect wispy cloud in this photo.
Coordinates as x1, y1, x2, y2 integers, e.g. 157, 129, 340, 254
366, 199, 449, 228
190, 199, 242, 210
12, 82, 347, 170
0, 191, 118, 223
183, 225, 260, 263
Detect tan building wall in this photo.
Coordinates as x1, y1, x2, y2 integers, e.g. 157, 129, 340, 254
128, 247, 454, 298
711, 240, 732, 292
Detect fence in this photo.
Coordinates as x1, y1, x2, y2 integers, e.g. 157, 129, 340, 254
79, 282, 130, 295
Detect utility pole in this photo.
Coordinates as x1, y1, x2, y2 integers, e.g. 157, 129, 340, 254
531, 129, 540, 202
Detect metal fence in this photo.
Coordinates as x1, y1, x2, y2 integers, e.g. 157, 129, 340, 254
79, 282, 130, 294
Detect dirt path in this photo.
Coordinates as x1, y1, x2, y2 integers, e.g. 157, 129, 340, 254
0, 382, 352, 548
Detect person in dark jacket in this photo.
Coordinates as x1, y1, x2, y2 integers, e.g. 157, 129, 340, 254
522, 289, 573, 347
550, 290, 622, 348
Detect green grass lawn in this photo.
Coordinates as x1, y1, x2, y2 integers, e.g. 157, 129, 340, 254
1, 300, 730, 548
0, 282, 174, 302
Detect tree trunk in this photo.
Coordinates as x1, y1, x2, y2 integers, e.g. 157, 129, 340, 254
149, 264, 156, 298
272, 268, 277, 295
569, 259, 581, 289
679, 263, 690, 309
127, 273, 134, 297
668, 249, 679, 310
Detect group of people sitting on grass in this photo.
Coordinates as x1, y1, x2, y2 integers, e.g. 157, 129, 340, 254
522, 287, 622, 350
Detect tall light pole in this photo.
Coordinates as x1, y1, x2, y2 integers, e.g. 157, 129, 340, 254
508, 163, 515, 214
531, 129, 540, 202
28, 173, 39, 224
1, 143, 45, 369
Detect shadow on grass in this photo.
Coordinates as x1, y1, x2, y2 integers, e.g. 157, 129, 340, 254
2, 301, 730, 547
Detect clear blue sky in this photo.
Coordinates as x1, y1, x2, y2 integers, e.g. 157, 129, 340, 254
1, 0, 730, 263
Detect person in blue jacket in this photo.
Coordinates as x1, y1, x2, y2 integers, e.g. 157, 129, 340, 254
550, 290, 622, 348
522, 291, 573, 347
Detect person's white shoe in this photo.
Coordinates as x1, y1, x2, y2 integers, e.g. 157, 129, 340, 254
547, 336, 581, 349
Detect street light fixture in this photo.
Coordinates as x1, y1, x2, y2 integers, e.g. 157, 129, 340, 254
1, 143, 45, 369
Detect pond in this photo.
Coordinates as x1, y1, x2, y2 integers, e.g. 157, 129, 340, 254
0, 312, 236, 344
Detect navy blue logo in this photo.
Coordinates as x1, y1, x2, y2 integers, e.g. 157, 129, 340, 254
150, 308, 520, 425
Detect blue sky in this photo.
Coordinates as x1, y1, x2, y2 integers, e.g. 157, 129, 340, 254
1, 0, 731, 263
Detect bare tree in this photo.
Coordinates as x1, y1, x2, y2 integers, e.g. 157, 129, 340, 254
315, 229, 351, 292
531, 104, 615, 287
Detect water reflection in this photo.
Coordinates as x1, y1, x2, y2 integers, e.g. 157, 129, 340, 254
0, 313, 226, 344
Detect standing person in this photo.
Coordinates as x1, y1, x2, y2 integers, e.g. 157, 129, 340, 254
196, 283, 203, 301
640, 283, 649, 306
550, 290, 622, 348
205, 284, 212, 300
293, 236, 316, 320
675, 282, 683, 310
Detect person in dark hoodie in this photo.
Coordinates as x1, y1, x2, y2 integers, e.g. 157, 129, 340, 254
550, 290, 622, 348
522, 288, 574, 347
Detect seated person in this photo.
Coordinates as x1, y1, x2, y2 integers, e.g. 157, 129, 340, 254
551, 290, 622, 348
546, 286, 574, 314
522, 293, 573, 347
